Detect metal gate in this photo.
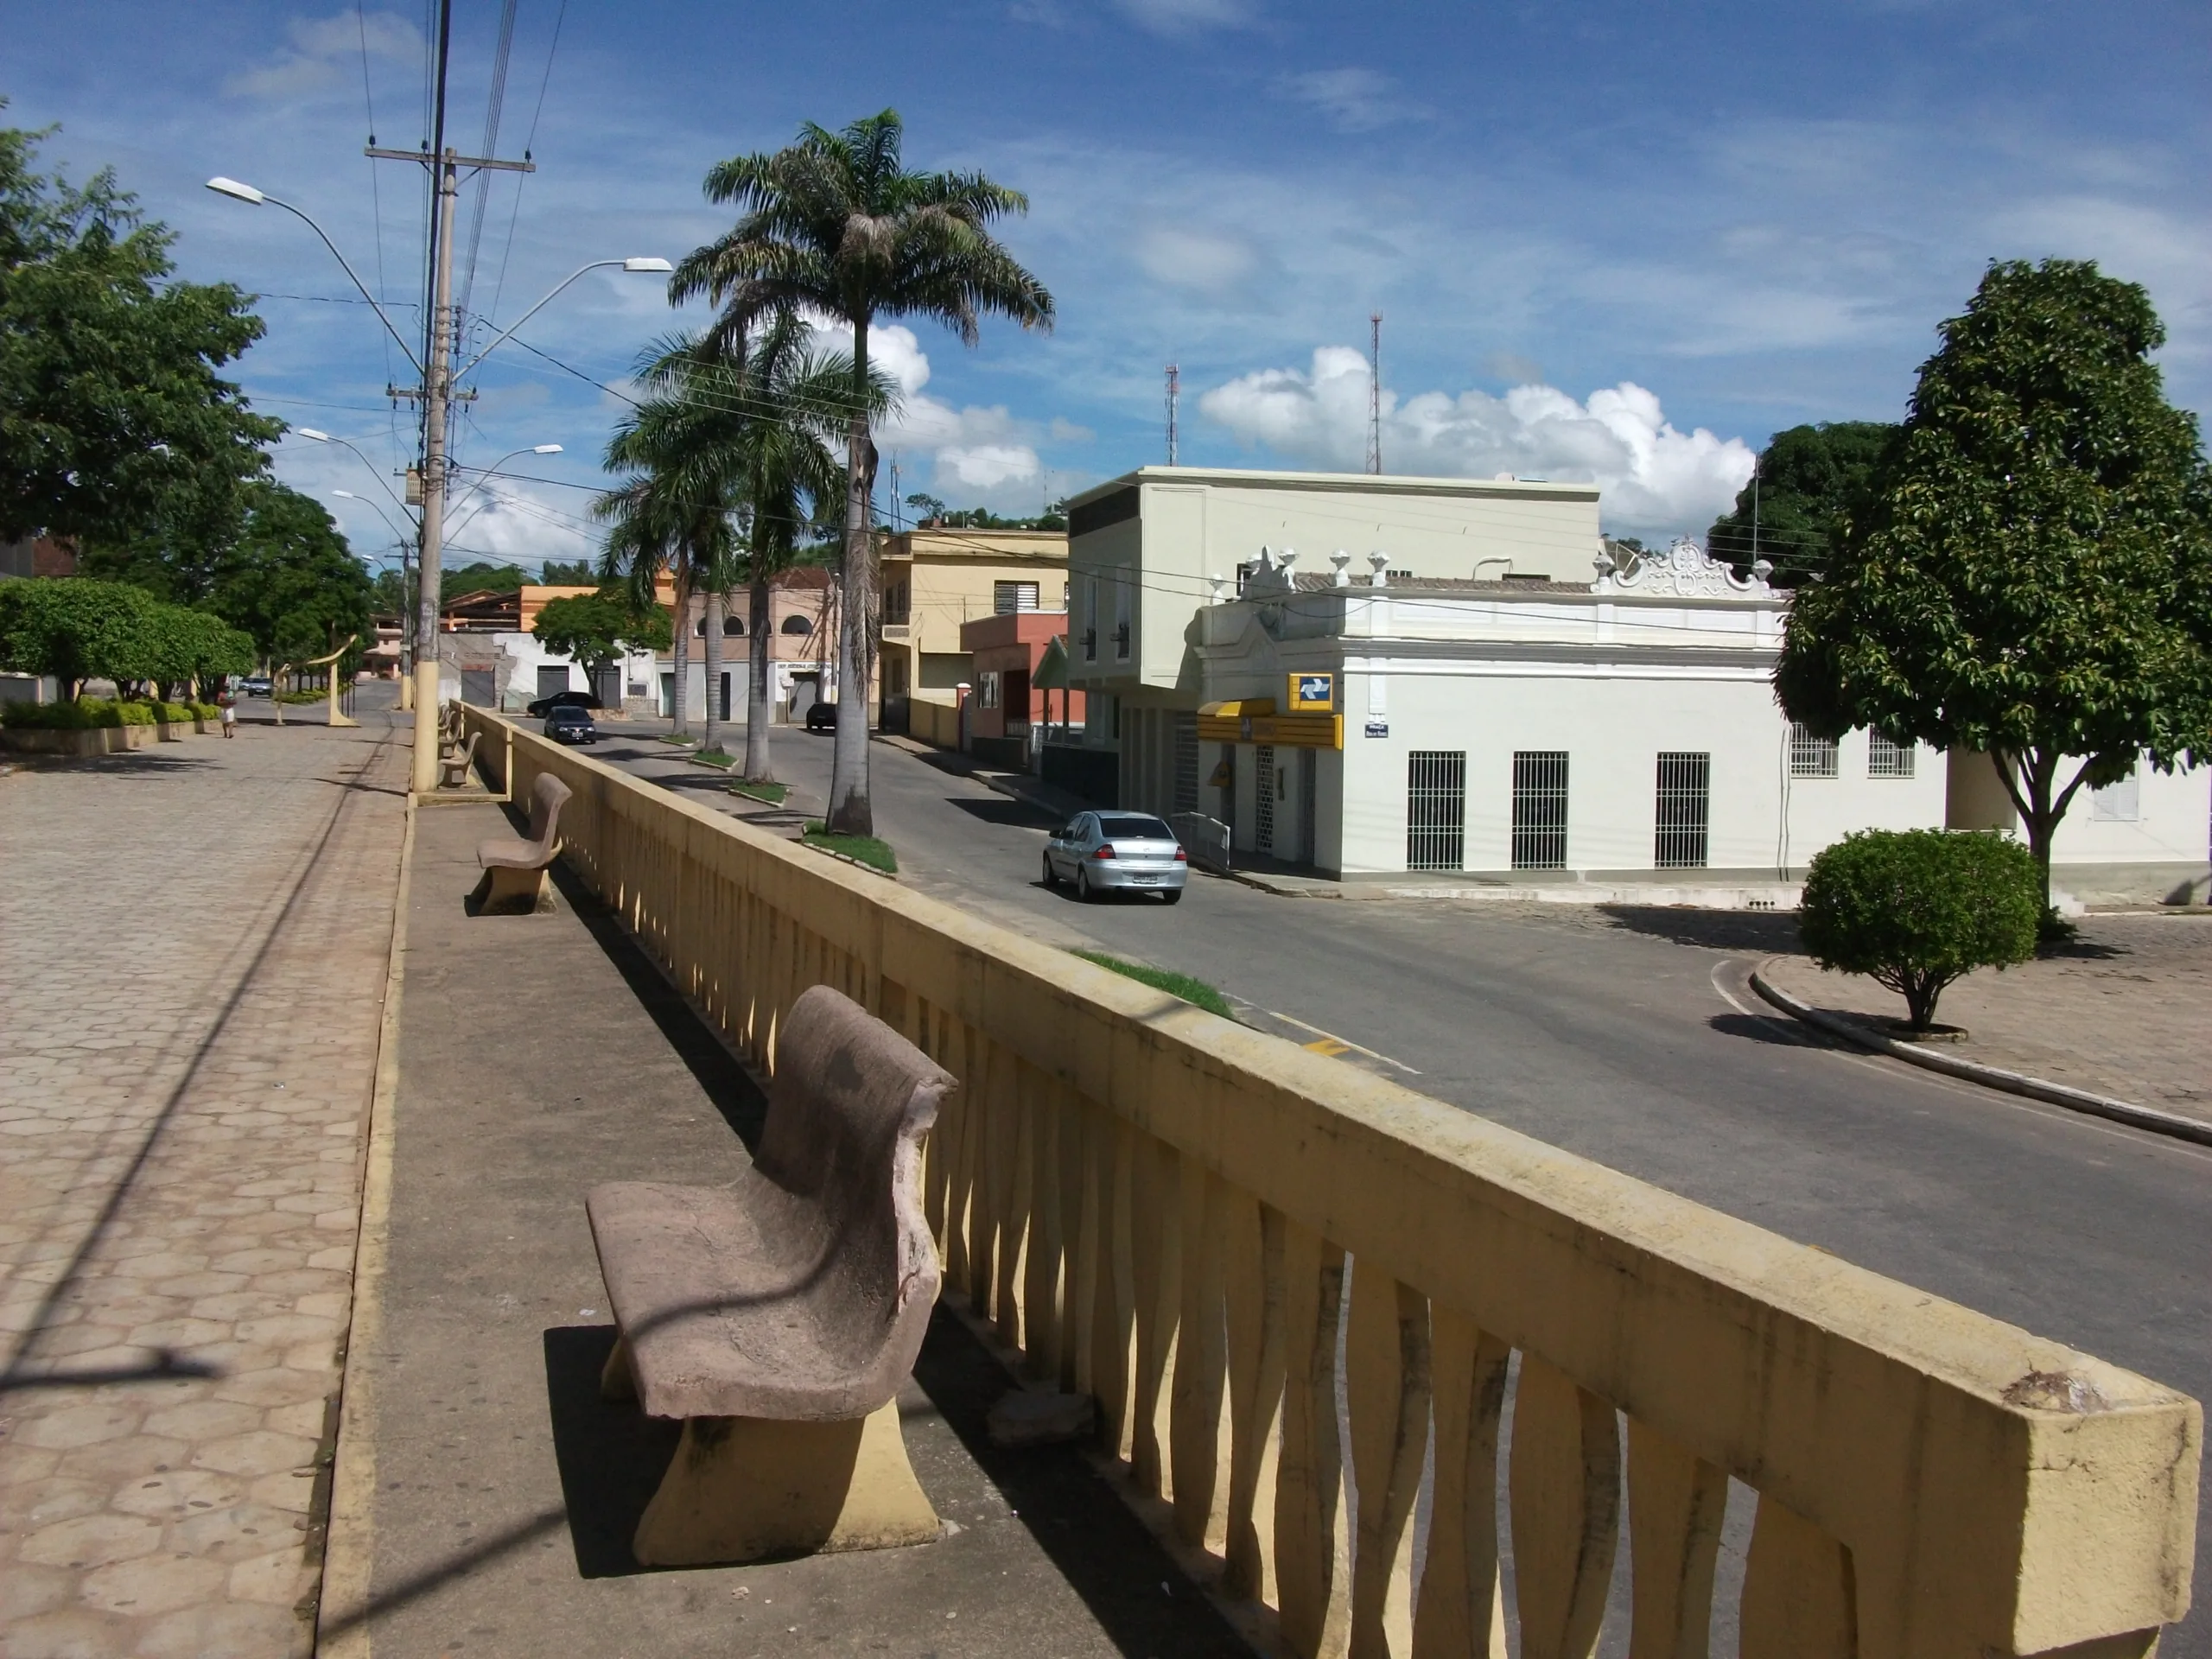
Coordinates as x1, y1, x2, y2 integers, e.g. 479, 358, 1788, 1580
1654, 752, 1711, 868
461, 669, 496, 708
1299, 751, 1317, 866
1173, 713, 1199, 814
1255, 745, 1275, 854
1407, 751, 1466, 871
1511, 751, 1569, 869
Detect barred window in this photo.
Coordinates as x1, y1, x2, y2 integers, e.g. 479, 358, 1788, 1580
994, 580, 1039, 614
1789, 721, 1839, 778
1867, 730, 1916, 778
1655, 752, 1711, 868
1510, 751, 1569, 869
1407, 752, 1466, 872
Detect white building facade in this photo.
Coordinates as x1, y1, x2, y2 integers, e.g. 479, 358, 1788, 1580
1064, 467, 2209, 901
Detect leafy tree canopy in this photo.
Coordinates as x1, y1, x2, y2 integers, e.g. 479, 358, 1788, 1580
0, 576, 253, 696
903, 495, 1067, 532
531, 587, 672, 673
86, 480, 374, 668
539, 558, 598, 585
1707, 421, 1897, 585
1776, 258, 2212, 903
440, 559, 527, 601
0, 111, 279, 546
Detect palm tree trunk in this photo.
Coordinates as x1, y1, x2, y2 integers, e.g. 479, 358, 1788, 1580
702, 582, 724, 757
744, 575, 773, 782
827, 318, 874, 836
669, 566, 691, 738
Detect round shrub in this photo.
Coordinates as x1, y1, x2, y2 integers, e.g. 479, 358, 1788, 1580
1798, 830, 2040, 1030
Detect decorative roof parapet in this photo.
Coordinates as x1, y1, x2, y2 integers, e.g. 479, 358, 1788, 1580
1592, 537, 1775, 600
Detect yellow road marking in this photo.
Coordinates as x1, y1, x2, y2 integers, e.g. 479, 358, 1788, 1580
1303, 1037, 1352, 1058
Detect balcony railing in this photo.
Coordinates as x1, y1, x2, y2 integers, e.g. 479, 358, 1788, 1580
464, 704, 2200, 1659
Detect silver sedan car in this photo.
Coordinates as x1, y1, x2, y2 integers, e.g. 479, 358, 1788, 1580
1042, 811, 1189, 903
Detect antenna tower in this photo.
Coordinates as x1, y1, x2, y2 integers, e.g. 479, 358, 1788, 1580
1166, 363, 1179, 466
1366, 313, 1382, 474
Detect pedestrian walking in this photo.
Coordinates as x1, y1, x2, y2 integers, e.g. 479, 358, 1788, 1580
219, 688, 237, 739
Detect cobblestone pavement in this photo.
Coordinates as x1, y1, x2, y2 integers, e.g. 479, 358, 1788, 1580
1757, 912, 2212, 1122
0, 710, 408, 1658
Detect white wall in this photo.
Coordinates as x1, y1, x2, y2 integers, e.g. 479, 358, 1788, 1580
1336, 667, 1945, 876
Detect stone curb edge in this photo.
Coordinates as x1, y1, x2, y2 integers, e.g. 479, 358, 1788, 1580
1748, 957, 2212, 1149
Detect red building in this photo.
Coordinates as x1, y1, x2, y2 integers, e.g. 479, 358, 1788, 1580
957, 609, 1084, 770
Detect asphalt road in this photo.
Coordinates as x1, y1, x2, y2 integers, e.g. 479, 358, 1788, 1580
593, 718, 2211, 1653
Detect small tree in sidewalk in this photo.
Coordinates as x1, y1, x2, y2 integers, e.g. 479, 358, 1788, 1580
531, 588, 672, 700
1798, 830, 2040, 1031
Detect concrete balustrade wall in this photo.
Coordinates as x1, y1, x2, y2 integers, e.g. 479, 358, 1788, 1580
463, 704, 2200, 1658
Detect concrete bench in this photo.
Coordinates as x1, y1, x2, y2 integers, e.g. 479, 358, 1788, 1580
438, 728, 480, 789
474, 772, 570, 913
588, 984, 954, 1567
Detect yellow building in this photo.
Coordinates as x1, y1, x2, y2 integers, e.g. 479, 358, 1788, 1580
876, 525, 1067, 741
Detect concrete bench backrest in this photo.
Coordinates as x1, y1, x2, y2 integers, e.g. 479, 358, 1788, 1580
760, 985, 953, 1368
521, 772, 571, 857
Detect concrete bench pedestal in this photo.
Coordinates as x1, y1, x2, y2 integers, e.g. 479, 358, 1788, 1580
587, 985, 955, 1569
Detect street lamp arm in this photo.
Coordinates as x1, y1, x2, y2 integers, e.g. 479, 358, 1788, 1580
254, 192, 425, 376
303, 430, 416, 518
330, 489, 413, 547
451, 257, 670, 384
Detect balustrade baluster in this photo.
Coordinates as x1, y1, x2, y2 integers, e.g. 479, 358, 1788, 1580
1221, 1190, 1285, 1600
1053, 1084, 1089, 1392
1128, 1136, 1181, 1497
1088, 1113, 1135, 1459
1170, 1163, 1229, 1549
1739, 1495, 1856, 1659
1414, 1305, 1510, 1659
1345, 1263, 1431, 1659
966, 1037, 1003, 1319
1022, 1071, 1063, 1377
996, 1057, 1036, 1351
1624, 1417, 1726, 1659
1509, 1353, 1621, 1659
1274, 1221, 1347, 1659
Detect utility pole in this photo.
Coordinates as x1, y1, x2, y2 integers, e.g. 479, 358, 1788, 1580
1367, 313, 1382, 475
369, 0, 532, 792
1165, 363, 1179, 467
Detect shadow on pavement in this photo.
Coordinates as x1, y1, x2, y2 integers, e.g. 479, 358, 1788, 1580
542, 1324, 681, 1578
550, 857, 769, 1151
1597, 905, 1802, 953
1707, 1011, 1824, 1048
948, 795, 1056, 827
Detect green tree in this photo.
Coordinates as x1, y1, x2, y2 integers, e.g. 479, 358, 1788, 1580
673, 109, 1055, 835
1707, 421, 1897, 585
531, 588, 671, 690
1799, 830, 2040, 1030
539, 558, 597, 585
0, 113, 278, 546
1777, 259, 2212, 912
439, 560, 527, 601
0, 576, 158, 696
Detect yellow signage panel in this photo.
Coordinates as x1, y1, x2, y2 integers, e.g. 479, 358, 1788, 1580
1197, 712, 1342, 749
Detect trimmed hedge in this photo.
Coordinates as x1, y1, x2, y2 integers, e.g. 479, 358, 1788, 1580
1799, 829, 2040, 1030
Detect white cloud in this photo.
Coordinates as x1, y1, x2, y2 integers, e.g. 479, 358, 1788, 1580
225, 10, 423, 100
842, 323, 1047, 502
1198, 346, 1756, 539
936, 445, 1041, 490
1135, 226, 1259, 294
1116, 0, 1255, 35
1278, 68, 1427, 134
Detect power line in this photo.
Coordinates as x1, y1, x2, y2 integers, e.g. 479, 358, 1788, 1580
486, 0, 568, 332
455, 0, 520, 331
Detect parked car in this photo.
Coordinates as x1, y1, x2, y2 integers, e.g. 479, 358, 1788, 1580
239, 675, 273, 697
1041, 811, 1188, 903
543, 705, 599, 746
804, 700, 837, 734
526, 689, 603, 718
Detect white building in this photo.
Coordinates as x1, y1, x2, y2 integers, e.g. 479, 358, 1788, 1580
1064, 467, 2209, 901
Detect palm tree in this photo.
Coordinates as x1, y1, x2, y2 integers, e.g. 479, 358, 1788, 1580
629, 319, 870, 782
672, 109, 1054, 835
595, 385, 743, 752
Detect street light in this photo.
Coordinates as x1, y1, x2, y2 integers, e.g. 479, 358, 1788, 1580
446, 444, 565, 523
203, 179, 423, 372
296, 429, 412, 516
451, 260, 672, 385
208, 168, 665, 791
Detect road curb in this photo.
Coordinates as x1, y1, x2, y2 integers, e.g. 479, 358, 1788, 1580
1748, 957, 2212, 1147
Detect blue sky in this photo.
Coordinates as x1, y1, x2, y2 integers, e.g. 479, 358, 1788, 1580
6, 0, 2208, 570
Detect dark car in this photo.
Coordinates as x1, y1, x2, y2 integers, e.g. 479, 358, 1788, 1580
804, 700, 837, 734
526, 688, 603, 718
543, 705, 599, 745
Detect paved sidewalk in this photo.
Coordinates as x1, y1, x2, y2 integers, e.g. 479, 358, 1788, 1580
325, 798, 1247, 1657
1757, 914, 2212, 1124
0, 710, 409, 1657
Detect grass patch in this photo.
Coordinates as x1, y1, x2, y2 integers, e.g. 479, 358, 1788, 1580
656, 733, 696, 747
689, 747, 735, 769
728, 779, 788, 805
801, 819, 898, 874
1070, 950, 1234, 1020
274, 688, 326, 705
